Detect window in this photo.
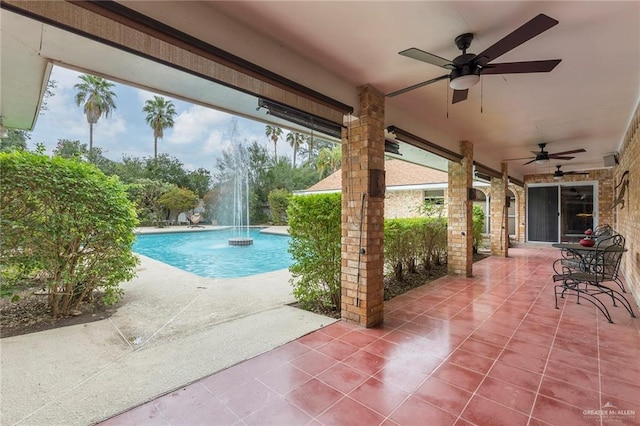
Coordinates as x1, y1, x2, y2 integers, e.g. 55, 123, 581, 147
424, 189, 445, 205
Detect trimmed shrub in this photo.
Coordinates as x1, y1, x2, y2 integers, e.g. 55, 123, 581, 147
287, 193, 341, 311
268, 188, 290, 225
384, 217, 447, 281
0, 151, 139, 317
472, 204, 485, 253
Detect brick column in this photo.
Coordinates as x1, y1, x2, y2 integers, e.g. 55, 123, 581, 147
447, 140, 473, 277
490, 162, 509, 256
340, 84, 385, 327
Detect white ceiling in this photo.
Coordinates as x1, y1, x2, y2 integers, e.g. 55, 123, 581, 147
2, 1, 639, 179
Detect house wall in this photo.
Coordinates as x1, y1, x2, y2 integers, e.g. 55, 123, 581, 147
615, 102, 640, 303
524, 169, 615, 231
385, 190, 424, 218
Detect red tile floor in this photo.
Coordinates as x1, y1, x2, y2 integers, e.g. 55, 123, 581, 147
100, 247, 640, 425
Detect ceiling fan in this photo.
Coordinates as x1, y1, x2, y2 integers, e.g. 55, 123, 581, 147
387, 14, 562, 103
506, 143, 586, 165
552, 165, 589, 179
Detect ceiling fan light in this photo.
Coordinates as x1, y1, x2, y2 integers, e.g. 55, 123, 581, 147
449, 74, 480, 90
535, 158, 549, 165
553, 173, 563, 180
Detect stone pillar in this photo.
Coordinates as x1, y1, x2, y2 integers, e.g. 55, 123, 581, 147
340, 84, 385, 327
447, 140, 473, 277
490, 162, 509, 257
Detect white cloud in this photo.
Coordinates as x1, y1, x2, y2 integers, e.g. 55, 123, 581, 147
169, 105, 232, 145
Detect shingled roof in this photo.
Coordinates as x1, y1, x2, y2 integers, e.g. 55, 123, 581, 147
306, 159, 448, 192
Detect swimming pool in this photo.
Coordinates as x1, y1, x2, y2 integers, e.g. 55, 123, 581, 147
133, 229, 292, 278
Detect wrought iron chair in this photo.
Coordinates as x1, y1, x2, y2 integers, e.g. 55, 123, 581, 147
553, 234, 636, 323
558, 226, 626, 293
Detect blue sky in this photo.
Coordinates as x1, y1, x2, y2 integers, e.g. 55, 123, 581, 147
29, 66, 292, 171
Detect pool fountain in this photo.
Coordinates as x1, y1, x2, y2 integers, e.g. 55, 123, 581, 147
228, 145, 253, 246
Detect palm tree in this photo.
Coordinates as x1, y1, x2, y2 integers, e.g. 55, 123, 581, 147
286, 131, 304, 167
316, 145, 342, 178
74, 74, 117, 151
143, 95, 177, 159
265, 125, 283, 158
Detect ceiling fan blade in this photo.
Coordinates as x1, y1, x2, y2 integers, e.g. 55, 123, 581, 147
452, 89, 468, 104
504, 156, 535, 161
550, 148, 587, 156
566, 171, 589, 175
549, 156, 575, 161
481, 59, 561, 74
386, 74, 449, 97
523, 158, 536, 165
399, 48, 456, 70
472, 14, 559, 67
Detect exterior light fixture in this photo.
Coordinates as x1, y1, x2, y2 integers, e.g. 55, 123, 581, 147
449, 74, 480, 90
449, 65, 481, 90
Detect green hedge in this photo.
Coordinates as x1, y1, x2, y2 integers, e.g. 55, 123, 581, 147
287, 193, 341, 311
384, 217, 447, 281
287, 194, 486, 308
0, 151, 139, 317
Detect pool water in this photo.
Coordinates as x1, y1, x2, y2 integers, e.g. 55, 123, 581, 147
133, 229, 292, 278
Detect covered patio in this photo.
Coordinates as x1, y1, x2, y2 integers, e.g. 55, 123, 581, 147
101, 246, 639, 425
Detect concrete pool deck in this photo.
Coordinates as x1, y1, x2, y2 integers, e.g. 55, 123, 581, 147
0, 226, 334, 426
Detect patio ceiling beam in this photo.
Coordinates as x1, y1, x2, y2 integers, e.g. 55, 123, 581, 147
2, 0, 352, 126
386, 126, 463, 163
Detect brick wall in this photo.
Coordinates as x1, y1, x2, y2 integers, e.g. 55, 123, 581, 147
340, 85, 385, 327
615, 101, 640, 305
447, 141, 473, 276
385, 190, 424, 218
489, 163, 509, 256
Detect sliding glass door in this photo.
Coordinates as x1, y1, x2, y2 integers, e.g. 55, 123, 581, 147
560, 185, 594, 242
528, 186, 559, 242
527, 183, 596, 242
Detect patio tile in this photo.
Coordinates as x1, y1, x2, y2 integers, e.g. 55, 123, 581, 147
315, 339, 359, 361
348, 377, 409, 417
241, 397, 312, 426
97, 247, 640, 426
600, 374, 640, 405
317, 396, 385, 425
414, 376, 473, 416
531, 394, 591, 425
504, 337, 551, 360
538, 376, 599, 410
475, 376, 536, 415
459, 337, 504, 359
498, 349, 547, 374
217, 379, 280, 419
389, 395, 458, 426
543, 360, 599, 392
469, 328, 511, 347
285, 378, 343, 417
448, 349, 495, 375
316, 362, 370, 393
461, 394, 529, 426
342, 348, 388, 376
363, 337, 401, 359
257, 364, 312, 395
547, 347, 598, 372
297, 330, 334, 349
289, 350, 338, 376
432, 360, 485, 393
319, 321, 354, 338
338, 329, 379, 347
374, 362, 431, 393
